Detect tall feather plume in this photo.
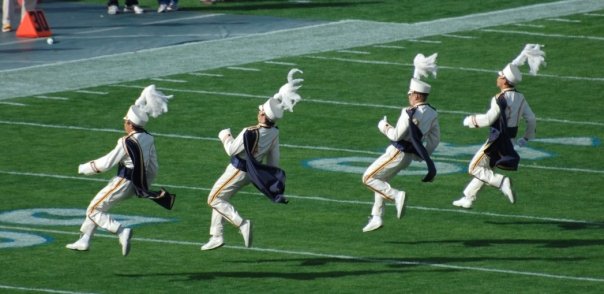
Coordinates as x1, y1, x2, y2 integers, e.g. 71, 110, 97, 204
413, 53, 438, 80
273, 68, 303, 112
134, 84, 173, 118
511, 44, 546, 75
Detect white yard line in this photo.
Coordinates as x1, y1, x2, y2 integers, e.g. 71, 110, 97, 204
150, 78, 188, 83
373, 45, 405, 49
1, 224, 603, 283
2, 0, 603, 100
226, 67, 261, 72
188, 72, 223, 77
73, 90, 108, 95
0, 284, 97, 294
263, 61, 298, 66
0, 101, 26, 106
545, 18, 581, 23
33, 96, 69, 100
336, 50, 371, 55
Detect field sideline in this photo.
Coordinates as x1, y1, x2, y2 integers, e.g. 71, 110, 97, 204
2, 0, 604, 293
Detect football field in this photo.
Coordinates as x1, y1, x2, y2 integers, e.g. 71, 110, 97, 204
1, 0, 604, 293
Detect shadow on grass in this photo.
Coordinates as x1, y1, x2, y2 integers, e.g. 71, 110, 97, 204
115, 268, 441, 281
115, 254, 587, 281
484, 220, 604, 231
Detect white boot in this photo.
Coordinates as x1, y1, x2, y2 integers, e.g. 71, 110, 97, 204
362, 216, 383, 232
118, 227, 133, 256
66, 234, 91, 251
239, 220, 252, 248
452, 196, 473, 209
500, 177, 515, 204
394, 191, 406, 219
201, 236, 224, 251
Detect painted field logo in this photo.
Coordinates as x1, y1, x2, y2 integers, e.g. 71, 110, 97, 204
0, 208, 174, 249
305, 156, 463, 175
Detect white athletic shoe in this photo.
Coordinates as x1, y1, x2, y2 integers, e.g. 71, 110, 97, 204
500, 177, 515, 204
166, 2, 178, 11
452, 196, 473, 209
157, 4, 167, 13
362, 216, 383, 232
201, 236, 224, 251
124, 5, 144, 14
395, 191, 406, 219
118, 228, 132, 256
107, 5, 119, 15
66, 238, 90, 251
239, 220, 252, 248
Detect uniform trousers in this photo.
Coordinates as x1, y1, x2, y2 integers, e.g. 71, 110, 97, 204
79, 176, 134, 236
362, 145, 414, 217
207, 164, 249, 237
464, 142, 506, 200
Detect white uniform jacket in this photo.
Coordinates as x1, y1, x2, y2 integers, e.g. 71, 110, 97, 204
466, 89, 536, 140
78, 131, 158, 184
223, 125, 280, 167
381, 103, 440, 156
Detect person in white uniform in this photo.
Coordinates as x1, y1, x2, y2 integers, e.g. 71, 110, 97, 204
201, 69, 303, 251
66, 85, 174, 256
453, 44, 544, 209
362, 54, 441, 232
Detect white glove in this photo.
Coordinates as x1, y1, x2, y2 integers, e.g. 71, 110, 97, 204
517, 137, 528, 147
78, 162, 94, 175
218, 128, 232, 143
378, 116, 389, 132
463, 116, 472, 127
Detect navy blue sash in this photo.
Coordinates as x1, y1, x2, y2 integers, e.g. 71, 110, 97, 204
230, 128, 288, 204
120, 133, 176, 210
390, 107, 437, 182
484, 93, 520, 170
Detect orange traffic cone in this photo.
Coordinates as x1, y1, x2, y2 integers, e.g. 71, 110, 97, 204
16, 10, 52, 38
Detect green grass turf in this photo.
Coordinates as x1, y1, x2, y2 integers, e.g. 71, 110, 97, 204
1, 1, 604, 293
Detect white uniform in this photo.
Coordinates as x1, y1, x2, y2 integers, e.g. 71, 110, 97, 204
206, 124, 279, 237
463, 88, 536, 199
77, 131, 158, 235
363, 103, 440, 217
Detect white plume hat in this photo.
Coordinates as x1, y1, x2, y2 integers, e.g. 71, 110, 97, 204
498, 63, 522, 85
125, 105, 149, 126
499, 43, 546, 84
408, 78, 431, 94
261, 68, 303, 121
124, 84, 173, 127
408, 53, 438, 94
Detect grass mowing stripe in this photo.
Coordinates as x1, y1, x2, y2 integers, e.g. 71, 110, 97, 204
1, 169, 601, 225
2, 224, 603, 283
1, 120, 603, 174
